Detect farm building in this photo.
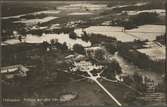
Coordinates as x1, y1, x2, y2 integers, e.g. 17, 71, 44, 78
1, 64, 29, 79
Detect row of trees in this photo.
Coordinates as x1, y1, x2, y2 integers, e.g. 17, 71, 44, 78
20, 13, 47, 19
26, 27, 75, 36
41, 40, 68, 52
118, 43, 165, 73
81, 33, 117, 44
129, 12, 160, 26
111, 12, 160, 29
155, 35, 166, 45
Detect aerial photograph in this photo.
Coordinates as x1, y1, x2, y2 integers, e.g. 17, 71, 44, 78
1, 0, 166, 107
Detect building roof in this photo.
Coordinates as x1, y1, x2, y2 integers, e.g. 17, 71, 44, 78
1, 64, 29, 74
85, 46, 103, 50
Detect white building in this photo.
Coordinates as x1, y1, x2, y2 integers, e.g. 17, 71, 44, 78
1, 65, 29, 79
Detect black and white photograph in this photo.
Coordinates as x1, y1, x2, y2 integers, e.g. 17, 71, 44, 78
0, 0, 166, 107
